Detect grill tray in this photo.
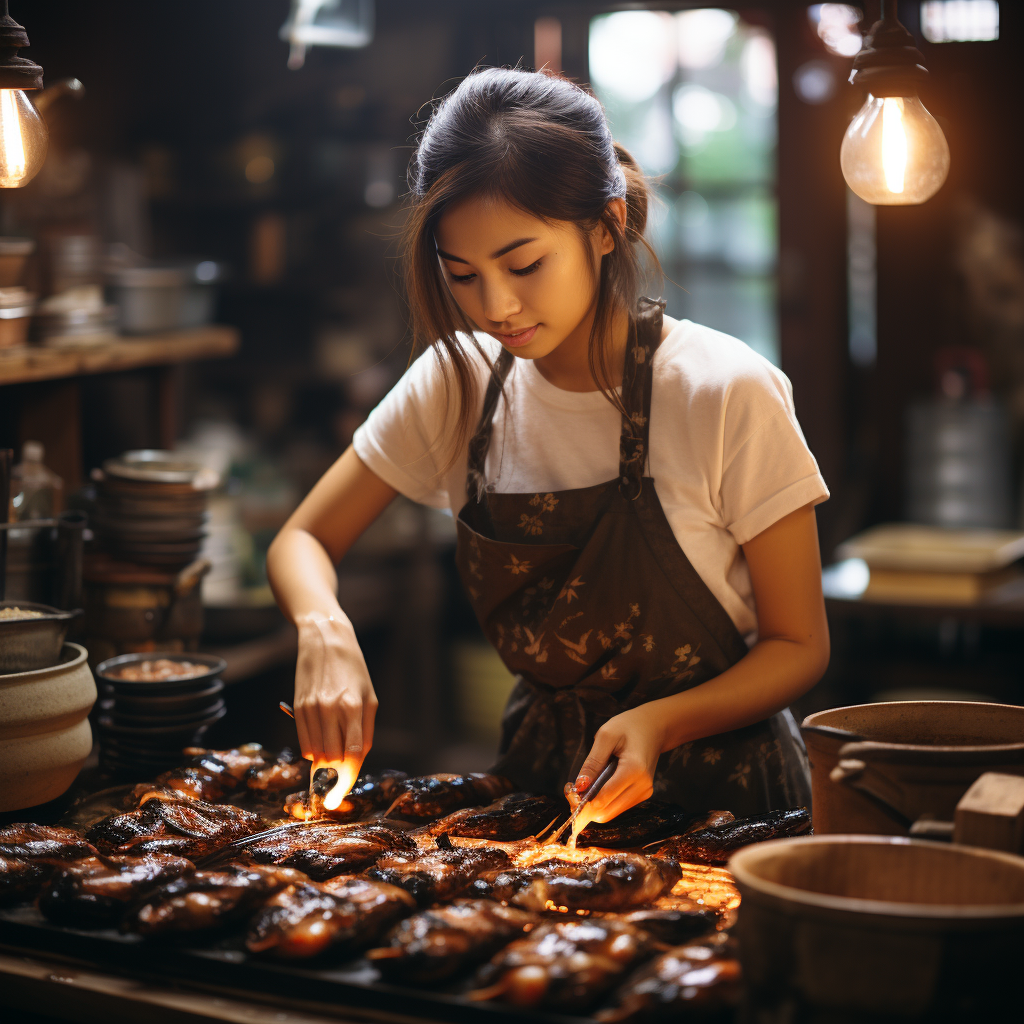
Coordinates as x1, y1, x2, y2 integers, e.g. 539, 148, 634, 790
0, 905, 593, 1024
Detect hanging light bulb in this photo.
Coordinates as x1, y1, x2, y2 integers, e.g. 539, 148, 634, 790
840, 1, 949, 206
0, 1, 46, 188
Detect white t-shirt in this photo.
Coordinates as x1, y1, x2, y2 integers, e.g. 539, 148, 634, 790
353, 319, 829, 644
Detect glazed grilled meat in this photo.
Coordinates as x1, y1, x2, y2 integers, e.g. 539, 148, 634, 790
472, 918, 653, 1010
246, 876, 415, 960
245, 748, 309, 793
368, 845, 512, 906
245, 821, 416, 880
576, 804, 732, 850
147, 757, 240, 803
283, 768, 408, 822
367, 899, 539, 983
385, 773, 514, 820
651, 808, 811, 866
0, 824, 97, 861
0, 825, 101, 907
182, 743, 268, 780
38, 853, 193, 927
596, 933, 741, 1021
126, 863, 306, 937
602, 907, 718, 946
428, 793, 561, 841
88, 791, 262, 859
486, 853, 681, 913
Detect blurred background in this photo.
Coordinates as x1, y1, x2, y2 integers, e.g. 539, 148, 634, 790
1, 1, 1022, 772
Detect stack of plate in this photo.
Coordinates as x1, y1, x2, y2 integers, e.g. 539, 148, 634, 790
93, 652, 227, 776
92, 450, 219, 569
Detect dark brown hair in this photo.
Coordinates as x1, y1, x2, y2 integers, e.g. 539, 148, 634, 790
401, 67, 659, 464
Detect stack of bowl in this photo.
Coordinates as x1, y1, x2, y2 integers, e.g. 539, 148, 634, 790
93, 652, 227, 776
92, 450, 219, 569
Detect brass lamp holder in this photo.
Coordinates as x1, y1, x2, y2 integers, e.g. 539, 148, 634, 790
849, 0, 927, 98
0, 0, 42, 91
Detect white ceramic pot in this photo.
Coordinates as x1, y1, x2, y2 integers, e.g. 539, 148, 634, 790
0, 642, 96, 811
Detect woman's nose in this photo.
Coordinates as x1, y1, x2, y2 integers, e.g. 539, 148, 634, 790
480, 277, 522, 325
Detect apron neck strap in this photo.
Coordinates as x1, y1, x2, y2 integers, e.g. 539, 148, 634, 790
618, 296, 666, 499
465, 297, 668, 502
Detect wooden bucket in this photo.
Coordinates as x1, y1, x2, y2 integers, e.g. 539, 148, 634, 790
801, 701, 1024, 835
730, 835, 1024, 1021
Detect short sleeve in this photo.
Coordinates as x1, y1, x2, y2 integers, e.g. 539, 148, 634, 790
719, 380, 829, 546
352, 349, 455, 509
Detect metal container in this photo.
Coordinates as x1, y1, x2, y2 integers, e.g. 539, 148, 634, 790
730, 835, 1024, 1021
0, 600, 83, 673
108, 265, 188, 334
0, 642, 96, 811
801, 701, 1024, 836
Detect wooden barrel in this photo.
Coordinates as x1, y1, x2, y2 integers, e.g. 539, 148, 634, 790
730, 835, 1024, 1021
801, 701, 1024, 835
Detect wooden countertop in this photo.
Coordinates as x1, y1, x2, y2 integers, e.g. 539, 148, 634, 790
0, 326, 239, 386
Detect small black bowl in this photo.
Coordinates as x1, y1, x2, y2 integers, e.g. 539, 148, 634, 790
100, 678, 224, 716
99, 697, 226, 729
95, 652, 227, 694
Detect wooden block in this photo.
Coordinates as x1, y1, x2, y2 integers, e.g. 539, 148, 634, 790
954, 772, 1024, 853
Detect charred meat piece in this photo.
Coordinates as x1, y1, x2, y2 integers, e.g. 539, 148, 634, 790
488, 854, 681, 913
246, 876, 415, 960
147, 758, 239, 803
0, 856, 54, 907
472, 918, 653, 1010
126, 863, 306, 937
385, 773, 514, 820
0, 824, 97, 861
601, 907, 718, 946
246, 822, 416, 880
368, 846, 512, 906
367, 899, 539, 984
285, 768, 408, 821
428, 793, 561, 841
651, 808, 811, 867
576, 804, 732, 850
182, 743, 268, 780
246, 749, 309, 793
38, 853, 193, 927
596, 933, 741, 1021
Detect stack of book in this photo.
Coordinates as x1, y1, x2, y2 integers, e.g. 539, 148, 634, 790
834, 524, 1024, 605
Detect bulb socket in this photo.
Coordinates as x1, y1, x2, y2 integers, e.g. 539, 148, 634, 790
850, 11, 928, 97
0, 10, 42, 91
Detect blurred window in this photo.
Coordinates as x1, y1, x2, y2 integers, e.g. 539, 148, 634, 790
590, 9, 779, 363
921, 1, 999, 42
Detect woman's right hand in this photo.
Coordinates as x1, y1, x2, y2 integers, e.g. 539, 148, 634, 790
293, 614, 378, 764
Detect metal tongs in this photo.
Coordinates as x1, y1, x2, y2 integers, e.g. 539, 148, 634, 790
546, 756, 618, 845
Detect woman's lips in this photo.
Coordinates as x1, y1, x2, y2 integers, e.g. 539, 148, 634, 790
493, 324, 538, 348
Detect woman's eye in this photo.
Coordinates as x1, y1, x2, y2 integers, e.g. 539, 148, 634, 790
449, 271, 476, 283
511, 260, 541, 277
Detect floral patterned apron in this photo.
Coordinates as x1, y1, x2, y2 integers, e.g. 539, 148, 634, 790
454, 297, 811, 816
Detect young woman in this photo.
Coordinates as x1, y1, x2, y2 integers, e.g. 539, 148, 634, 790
267, 68, 830, 823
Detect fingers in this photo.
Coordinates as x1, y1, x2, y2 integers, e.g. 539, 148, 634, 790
576, 729, 620, 793
587, 760, 653, 822
342, 696, 363, 759
360, 697, 377, 757
294, 632, 325, 762
320, 708, 344, 763
591, 776, 653, 822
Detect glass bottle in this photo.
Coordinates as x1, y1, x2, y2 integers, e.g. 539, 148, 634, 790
9, 440, 63, 520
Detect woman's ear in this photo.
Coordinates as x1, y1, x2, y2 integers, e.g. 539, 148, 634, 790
596, 198, 627, 256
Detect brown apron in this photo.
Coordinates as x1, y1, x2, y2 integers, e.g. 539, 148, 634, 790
454, 297, 810, 816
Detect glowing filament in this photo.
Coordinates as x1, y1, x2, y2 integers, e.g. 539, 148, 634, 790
882, 97, 907, 194
0, 91, 26, 180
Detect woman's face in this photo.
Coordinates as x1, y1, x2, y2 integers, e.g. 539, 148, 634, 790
434, 195, 615, 360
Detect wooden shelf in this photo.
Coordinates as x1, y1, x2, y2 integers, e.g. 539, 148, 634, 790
0, 326, 239, 386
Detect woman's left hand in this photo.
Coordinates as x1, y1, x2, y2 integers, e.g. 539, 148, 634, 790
574, 705, 668, 822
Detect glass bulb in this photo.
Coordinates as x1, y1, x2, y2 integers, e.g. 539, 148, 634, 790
840, 93, 950, 206
0, 89, 47, 188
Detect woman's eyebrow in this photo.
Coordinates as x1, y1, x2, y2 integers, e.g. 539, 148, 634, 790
435, 237, 538, 264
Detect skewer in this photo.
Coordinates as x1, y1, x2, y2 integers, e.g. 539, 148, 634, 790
546, 757, 618, 846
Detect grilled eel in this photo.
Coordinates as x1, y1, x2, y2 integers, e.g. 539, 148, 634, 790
367, 899, 539, 983
427, 793, 561, 841
245, 821, 416, 879
471, 918, 653, 1010
367, 845, 512, 906
0, 825, 100, 906
246, 876, 415, 959
384, 773, 514, 820
125, 863, 307, 937
576, 805, 734, 850
482, 853, 682, 913
650, 808, 811, 866
600, 906, 719, 946
283, 769, 408, 822
38, 853, 193, 927
244, 748, 309, 793
596, 932, 741, 1022
181, 743, 269, 780
88, 791, 262, 858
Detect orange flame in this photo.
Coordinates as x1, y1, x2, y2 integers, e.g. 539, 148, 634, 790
311, 755, 362, 812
